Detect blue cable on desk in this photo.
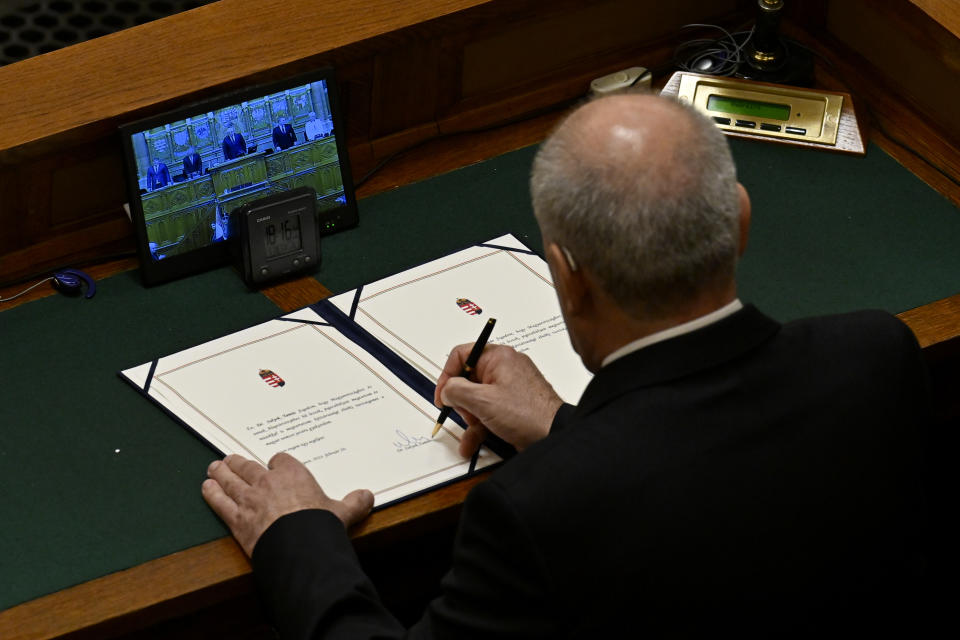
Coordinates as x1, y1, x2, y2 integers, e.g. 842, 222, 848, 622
0, 268, 95, 302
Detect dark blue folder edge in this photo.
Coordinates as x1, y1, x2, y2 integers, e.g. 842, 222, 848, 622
476, 242, 537, 255
311, 298, 461, 425
143, 358, 159, 394
275, 317, 331, 327
309, 299, 513, 473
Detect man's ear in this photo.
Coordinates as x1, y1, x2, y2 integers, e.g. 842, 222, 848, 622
736, 182, 751, 257
546, 243, 588, 316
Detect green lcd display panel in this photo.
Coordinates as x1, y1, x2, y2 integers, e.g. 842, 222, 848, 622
707, 94, 791, 121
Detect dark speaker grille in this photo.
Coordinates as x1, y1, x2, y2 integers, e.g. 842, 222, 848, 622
0, 0, 218, 66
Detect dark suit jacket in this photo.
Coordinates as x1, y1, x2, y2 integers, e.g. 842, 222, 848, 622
273, 124, 297, 151
182, 152, 202, 177
146, 162, 171, 189
252, 306, 929, 638
222, 133, 246, 160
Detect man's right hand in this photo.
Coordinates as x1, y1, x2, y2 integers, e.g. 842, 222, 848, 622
435, 344, 563, 457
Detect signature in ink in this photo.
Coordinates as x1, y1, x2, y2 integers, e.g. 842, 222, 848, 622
393, 429, 432, 452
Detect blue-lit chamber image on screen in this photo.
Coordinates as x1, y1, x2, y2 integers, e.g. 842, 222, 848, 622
129, 80, 344, 261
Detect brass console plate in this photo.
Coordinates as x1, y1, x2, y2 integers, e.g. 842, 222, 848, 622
676, 73, 843, 146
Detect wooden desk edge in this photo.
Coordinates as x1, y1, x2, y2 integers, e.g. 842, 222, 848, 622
0, 0, 499, 153
897, 293, 960, 355
0, 471, 489, 640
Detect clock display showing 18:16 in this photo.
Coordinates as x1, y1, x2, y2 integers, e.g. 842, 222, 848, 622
263, 217, 302, 259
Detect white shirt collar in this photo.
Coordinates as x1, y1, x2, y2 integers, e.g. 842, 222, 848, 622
600, 299, 743, 368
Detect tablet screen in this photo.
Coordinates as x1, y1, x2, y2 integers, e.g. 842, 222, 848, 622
121, 68, 357, 285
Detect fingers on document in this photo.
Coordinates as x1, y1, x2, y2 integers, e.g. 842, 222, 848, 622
224, 454, 267, 483
267, 451, 299, 470
201, 477, 238, 521
207, 456, 254, 497
459, 424, 488, 458
338, 489, 375, 527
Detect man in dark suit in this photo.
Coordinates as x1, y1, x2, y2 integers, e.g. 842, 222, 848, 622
272, 116, 297, 151
202, 94, 929, 637
221, 125, 246, 161
145, 158, 171, 190
182, 146, 202, 179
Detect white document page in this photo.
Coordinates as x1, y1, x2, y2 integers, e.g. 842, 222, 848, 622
327, 234, 592, 404
121, 313, 500, 506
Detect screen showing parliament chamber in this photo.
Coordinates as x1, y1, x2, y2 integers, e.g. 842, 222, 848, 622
126, 77, 347, 262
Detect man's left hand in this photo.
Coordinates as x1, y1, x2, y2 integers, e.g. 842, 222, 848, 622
202, 452, 374, 557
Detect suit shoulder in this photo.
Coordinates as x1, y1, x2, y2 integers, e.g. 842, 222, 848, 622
780, 311, 927, 399
784, 309, 918, 351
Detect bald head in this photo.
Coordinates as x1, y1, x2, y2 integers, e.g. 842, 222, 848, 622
560, 95, 693, 168
531, 93, 741, 320
564, 95, 706, 194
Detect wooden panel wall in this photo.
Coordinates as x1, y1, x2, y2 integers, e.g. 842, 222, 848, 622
785, 0, 960, 206
0, 0, 746, 284
826, 0, 960, 148
909, 0, 960, 38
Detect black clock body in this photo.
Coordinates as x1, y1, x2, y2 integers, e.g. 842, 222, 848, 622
230, 187, 321, 287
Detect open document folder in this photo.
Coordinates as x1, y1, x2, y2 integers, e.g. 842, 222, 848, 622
120, 234, 593, 508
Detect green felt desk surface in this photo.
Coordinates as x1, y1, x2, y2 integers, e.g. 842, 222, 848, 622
0, 270, 281, 611
2, 139, 959, 611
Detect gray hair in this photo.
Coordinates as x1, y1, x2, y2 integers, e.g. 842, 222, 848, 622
530, 96, 740, 319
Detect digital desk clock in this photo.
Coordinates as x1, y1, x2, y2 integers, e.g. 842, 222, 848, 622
230, 187, 320, 287
662, 72, 864, 155
678, 73, 842, 145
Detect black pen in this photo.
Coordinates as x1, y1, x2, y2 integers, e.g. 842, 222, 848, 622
432, 317, 497, 437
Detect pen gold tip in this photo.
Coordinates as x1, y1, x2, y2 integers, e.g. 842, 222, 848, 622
431, 422, 442, 438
